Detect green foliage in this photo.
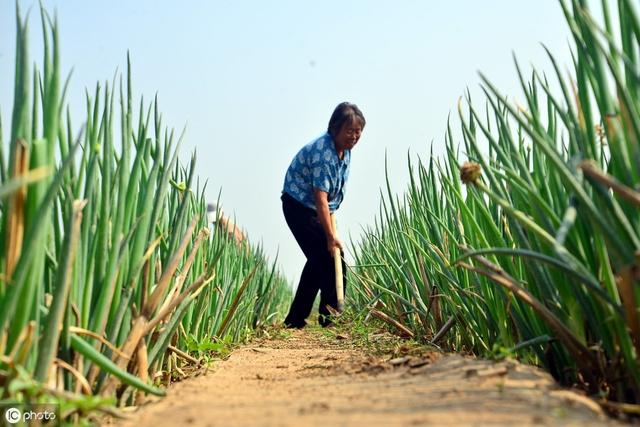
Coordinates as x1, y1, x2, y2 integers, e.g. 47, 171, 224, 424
184, 334, 234, 360
351, 0, 640, 405
0, 4, 291, 421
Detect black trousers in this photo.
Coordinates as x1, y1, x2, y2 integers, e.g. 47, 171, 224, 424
281, 192, 346, 327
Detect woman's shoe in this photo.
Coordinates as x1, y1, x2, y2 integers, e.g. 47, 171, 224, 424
284, 320, 306, 329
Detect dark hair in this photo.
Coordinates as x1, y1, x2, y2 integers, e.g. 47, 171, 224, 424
327, 102, 366, 138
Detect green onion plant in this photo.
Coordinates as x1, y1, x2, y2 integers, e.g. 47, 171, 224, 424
0, 4, 290, 416
351, 0, 640, 405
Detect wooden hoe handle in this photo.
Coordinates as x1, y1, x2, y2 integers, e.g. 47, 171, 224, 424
331, 214, 345, 313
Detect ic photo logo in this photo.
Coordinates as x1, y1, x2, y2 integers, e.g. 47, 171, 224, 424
4, 407, 21, 424
2, 405, 58, 425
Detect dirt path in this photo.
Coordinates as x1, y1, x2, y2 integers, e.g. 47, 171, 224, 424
109, 328, 618, 427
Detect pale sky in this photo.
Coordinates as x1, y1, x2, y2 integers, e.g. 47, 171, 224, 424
1, 1, 575, 286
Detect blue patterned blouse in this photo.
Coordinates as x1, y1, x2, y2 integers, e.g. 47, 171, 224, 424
282, 133, 351, 212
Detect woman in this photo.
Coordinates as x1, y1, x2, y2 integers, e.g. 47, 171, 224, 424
281, 102, 365, 328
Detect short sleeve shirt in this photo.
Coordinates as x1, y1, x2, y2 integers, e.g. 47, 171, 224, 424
282, 133, 351, 212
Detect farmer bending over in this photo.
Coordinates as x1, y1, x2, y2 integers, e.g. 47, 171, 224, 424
281, 102, 365, 328
207, 202, 245, 246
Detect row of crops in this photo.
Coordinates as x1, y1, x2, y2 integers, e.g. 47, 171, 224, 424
0, 6, 290, 418
351, 0, 640, 407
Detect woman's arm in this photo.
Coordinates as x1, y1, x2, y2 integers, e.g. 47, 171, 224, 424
314, 189, 343, 254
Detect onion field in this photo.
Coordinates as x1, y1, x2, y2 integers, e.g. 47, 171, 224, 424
2, 0, 640, 422
0, 5, 290, 418
351, 0, 640, 407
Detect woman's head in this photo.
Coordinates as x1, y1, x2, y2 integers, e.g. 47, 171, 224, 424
327, 102, 366, 138
328, 102, 365, 152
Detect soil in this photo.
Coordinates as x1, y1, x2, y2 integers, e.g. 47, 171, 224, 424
106, 327, 621, 427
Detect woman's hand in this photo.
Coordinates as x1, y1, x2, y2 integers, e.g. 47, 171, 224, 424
326, 234, 343, 255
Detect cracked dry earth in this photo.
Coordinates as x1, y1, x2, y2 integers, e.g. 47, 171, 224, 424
110, 328, 620, 427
